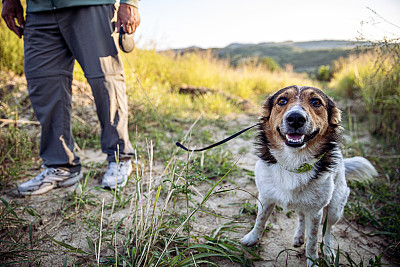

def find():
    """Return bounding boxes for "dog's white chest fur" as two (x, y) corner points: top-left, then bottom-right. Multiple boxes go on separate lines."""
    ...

(255, 159), (336, 211)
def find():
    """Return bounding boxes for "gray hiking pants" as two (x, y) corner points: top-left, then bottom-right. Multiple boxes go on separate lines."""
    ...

(24, 4), (134, 172)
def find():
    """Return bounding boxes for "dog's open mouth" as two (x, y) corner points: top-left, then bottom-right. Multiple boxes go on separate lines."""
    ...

(286, 134), (305, 146)
(278, 128), (319, 147)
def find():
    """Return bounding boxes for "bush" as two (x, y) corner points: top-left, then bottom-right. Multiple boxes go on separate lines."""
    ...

(258, 57), (281, 72)
(329, 44), (400, 147)
(316, 65), (332, 82)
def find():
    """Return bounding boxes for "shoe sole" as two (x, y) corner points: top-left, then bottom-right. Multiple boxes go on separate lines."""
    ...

(18, 173), (83, 196)
(18, 182), (55, 196)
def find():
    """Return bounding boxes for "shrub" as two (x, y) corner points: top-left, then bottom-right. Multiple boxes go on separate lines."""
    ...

(258, 57), (281, 72)
(329, 44), (400, 147)
(316, 65), (332, 82)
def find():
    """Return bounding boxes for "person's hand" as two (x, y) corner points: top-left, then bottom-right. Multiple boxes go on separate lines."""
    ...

(116, 3), (140, 34)
(1, 0), (25, 38)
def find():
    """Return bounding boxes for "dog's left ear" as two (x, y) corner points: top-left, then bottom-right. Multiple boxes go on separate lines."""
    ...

(327, 98), (341, 126)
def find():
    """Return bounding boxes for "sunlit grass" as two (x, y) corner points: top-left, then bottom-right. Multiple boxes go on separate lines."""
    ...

(0, 12), (24, 75)
(329, 46), (400, 147)
(120, 49), (317, 119)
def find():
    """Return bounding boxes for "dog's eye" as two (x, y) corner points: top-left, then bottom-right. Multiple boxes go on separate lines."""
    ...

(277, 97), (288, 106)
(311, 98), (322, 107)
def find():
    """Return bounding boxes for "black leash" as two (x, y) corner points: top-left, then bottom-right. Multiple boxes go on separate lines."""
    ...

(176, 123), (260, 152)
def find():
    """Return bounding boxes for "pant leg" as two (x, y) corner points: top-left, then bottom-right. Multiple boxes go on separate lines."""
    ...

(56, 5), (134, 162)
(24, 11), (81, 172)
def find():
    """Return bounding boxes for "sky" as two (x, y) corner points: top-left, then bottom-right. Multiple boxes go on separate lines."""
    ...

(134, 0), (400, 50)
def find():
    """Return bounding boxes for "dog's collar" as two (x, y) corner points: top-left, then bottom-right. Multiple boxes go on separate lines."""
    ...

(280, 152), (326, 173)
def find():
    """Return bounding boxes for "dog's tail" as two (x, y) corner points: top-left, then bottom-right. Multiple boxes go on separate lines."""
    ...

(344, 157), (378, 181)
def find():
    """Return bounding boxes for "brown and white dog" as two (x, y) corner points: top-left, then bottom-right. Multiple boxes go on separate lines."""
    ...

(241, 85), (377, 266)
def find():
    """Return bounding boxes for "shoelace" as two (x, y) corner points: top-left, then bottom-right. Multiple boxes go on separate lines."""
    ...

(34, 168), (69, 181)
(34, 169), (50, 181)
(52, 168), (66, 175)
(106, 162), (130, 176)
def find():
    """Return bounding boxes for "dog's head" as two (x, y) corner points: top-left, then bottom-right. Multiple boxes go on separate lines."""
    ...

(259, 85), (341, 156)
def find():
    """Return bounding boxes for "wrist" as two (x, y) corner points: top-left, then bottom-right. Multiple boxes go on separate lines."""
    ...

(2, 0), (20, 4)
(120, 0), (139, 9)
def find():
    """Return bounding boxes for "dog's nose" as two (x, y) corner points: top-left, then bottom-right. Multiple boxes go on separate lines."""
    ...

(286, 112), (306, 129)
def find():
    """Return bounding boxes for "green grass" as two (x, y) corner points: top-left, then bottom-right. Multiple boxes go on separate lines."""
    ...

(0, 198), (47, 265)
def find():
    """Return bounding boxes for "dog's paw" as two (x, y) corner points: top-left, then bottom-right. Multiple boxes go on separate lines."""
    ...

(307, 258), (315, 267)
(293, 235), (304, 247)
(240, 231), (260, 247)
(323, 247), (335, 261)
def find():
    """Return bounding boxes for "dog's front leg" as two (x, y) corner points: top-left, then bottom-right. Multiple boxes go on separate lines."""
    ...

(293, 211), (305, 247)
(241, 198), (275, 247)
(305, 210), (323, 267)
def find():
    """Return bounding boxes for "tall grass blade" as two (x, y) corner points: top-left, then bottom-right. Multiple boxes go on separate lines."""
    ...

(334, 246), (340, 266)
(97, 198), (105, 265)
(1, 198), (23, 221)
(200, 156), (240, 206)
(47, 236), (87, 254)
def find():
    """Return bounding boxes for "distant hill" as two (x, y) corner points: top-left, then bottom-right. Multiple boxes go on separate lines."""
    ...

(170, 40), (368, 74)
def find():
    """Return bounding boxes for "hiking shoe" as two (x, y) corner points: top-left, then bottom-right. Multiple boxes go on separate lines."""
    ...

(101, 160), (132, 189)
(18, 167), (83, 196)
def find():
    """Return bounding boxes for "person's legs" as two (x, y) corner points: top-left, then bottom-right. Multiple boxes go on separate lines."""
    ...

(23, 11), (80, 172)
(53, 5), (134, 189)
(57, 4), (134, 163)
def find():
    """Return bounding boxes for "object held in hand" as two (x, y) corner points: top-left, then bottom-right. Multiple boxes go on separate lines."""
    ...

(119, 26), (135, 53)
(17, 26), (24, 36)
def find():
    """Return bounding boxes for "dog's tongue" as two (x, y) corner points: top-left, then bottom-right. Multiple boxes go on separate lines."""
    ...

(287, 134), (303, 141)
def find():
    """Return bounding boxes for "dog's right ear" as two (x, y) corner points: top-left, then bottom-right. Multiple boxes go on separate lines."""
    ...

(261, 94), (275, 121)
